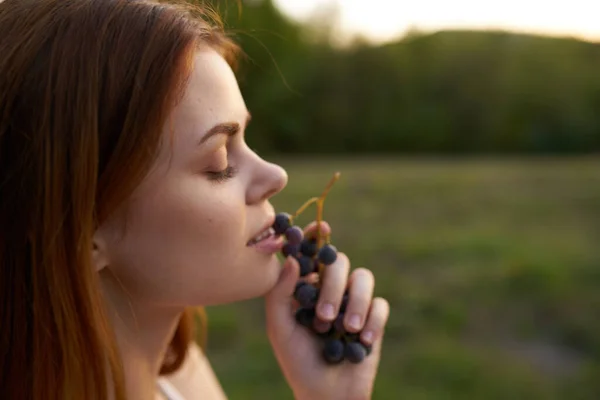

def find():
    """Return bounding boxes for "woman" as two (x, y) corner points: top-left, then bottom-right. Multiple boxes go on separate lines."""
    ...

(0, 0), (390, 399)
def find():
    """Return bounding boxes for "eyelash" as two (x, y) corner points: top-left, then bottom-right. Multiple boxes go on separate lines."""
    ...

(206, 165), (238, 183)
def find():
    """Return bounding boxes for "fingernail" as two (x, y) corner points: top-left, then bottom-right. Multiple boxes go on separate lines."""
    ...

(320, 303), (335, 320)
(348, 314), (361, 330)
(361, 330), (374, 344)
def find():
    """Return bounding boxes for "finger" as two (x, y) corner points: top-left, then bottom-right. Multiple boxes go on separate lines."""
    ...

(264, 256), (300, 338)
(312, 318), (332, 334)
(316, 252), (349, 322)
(359, 297), (390, 346)
(343, 268), (375, 333)
(302, 220), (331, 239)
(299, 271), (319, 285)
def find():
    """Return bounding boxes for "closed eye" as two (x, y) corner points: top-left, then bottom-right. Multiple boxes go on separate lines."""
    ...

(206, 165), (238, 183)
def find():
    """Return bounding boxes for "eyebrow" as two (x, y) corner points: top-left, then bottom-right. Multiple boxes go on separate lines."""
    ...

(198, 112), (252, 145)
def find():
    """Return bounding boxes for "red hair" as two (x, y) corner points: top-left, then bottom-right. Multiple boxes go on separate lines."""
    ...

(0, 0), (239, 398)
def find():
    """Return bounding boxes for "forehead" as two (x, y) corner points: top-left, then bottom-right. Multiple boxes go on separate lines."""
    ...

(185, 49), (245, 113)
(169, 48), (247, 145)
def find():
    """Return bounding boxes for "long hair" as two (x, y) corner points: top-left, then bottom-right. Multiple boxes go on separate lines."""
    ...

(0, 1), (239, 398)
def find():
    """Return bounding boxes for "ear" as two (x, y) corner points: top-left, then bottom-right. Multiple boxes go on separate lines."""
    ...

(92, 229), (111, 272)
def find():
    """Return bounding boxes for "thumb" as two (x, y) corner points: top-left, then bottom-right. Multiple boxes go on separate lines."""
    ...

(264, 256), (299, 336)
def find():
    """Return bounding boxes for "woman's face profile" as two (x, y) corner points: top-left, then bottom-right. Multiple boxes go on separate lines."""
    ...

(94, 48), (288, 307)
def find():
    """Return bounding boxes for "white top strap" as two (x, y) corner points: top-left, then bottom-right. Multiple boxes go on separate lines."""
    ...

(157, 377), (186, 400)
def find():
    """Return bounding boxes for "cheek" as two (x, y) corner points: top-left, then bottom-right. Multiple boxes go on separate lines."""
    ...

(108, 181), (248, 301)
(136, 185), (245, 260)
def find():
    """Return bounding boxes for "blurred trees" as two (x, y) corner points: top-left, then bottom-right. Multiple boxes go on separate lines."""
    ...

(210, 0), (600, 154)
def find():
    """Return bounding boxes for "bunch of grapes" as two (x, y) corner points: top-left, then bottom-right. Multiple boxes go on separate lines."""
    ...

(272, 172), (372, 365)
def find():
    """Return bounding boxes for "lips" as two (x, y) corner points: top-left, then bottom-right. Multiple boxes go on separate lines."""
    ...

(247, 227), (275, 246)
(247, 216), (276, 246)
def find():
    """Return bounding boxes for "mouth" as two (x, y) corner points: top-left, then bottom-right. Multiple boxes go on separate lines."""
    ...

(247, 218), (285, 253)
(247, 226), (276, 246)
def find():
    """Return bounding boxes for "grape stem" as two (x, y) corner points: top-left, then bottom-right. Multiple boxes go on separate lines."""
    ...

(288, 172), (341, 286)
(315, 172), (340, 244)
(291, 197), (320, 221)
(316, 172), (340, 278)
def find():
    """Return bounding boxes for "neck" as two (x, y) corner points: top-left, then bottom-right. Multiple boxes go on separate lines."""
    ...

(99, 268), (184, 400)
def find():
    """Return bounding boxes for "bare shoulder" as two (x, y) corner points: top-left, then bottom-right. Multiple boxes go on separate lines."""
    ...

(165, 342), (228, 400)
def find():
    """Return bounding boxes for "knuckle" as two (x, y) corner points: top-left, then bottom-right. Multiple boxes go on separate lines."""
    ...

(320, 293), (339, 306)
(346, 292), (371, 312)
(319, 286), (341, 304)
(371, 298), (390, 320)
(335, 252), (350, 267)
(348, 300), (369, 317)
(352, 267), (374, 282)
(304, 220), (331, 234)
(363, 322), (380, 337)
(374, 297), (390, 311)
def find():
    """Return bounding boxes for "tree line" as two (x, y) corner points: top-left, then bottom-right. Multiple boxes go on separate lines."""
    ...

(213, 0), (600, 154)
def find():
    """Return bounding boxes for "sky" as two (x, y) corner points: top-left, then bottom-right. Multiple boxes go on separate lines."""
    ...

(273, 0), (600, 45)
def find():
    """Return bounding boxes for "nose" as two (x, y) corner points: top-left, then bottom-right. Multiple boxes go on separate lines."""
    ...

(246, 155), (288, 205)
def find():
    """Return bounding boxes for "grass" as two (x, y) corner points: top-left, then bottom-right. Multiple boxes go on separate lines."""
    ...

(200, 156), (600, 399)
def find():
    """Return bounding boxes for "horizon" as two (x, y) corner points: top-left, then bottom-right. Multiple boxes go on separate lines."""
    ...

(273, 0), (600, 45)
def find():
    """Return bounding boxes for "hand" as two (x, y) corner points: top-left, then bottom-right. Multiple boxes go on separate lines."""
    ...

(264, 221), (390, 400)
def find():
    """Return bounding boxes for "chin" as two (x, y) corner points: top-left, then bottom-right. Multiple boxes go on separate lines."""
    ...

(188, 256), (282, 306)
(246, 255), (282, 298)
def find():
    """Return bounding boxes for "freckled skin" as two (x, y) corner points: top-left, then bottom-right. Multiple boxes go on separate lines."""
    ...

(95, 49), (288, 307)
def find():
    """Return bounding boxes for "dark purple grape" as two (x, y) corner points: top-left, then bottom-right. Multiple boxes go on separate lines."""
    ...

(295, 307), (316, 328)
(273, 213), (292, 235)
(282, 243), (299, 257)
(323, 339), (345, 364)
(334, 312), (345, 334)
(285, 226), (304, 245)
(293, 283), (319, 308)
(344, 341), (367, 364)
(297, 255), (313, 277)
(299, 238), (318, 257)
(317, 244), (337, 265)
(294, 281), (307, 294)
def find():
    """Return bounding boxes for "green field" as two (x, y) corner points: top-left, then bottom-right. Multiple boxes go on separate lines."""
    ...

(201, 157), (600, 399)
